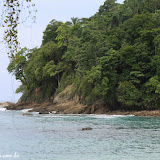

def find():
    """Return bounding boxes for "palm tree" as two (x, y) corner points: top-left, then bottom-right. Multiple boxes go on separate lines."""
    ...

(71, 17), (79, 26)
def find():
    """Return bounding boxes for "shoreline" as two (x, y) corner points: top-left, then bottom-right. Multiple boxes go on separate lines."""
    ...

(5, 101), (160, 117)
(4, 86), (160, 117)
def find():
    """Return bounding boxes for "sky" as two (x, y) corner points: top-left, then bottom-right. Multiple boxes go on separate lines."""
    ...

(0, 0), (124, 103)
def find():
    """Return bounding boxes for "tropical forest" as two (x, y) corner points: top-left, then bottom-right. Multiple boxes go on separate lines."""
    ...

(8, 0), (160, 111)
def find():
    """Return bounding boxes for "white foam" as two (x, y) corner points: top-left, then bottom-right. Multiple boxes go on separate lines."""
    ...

(43, 115), (76, 118)
(21, 108), (33, 113)
(42, 114), (88, 118)
(0, 108), (6, 111)
(88, 114), (134, 119)
(42, 114), (134, 118)
(52, 111), (57, 114)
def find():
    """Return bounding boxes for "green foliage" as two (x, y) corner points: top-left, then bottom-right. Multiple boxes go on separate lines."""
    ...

(56, 23), (71, 47)
(42, 19), (63, 45)
(16, 85), (27, 94)
(130, 71), (144, 84)
(117, 81), (140, 106)
(123, 13), (157, 44)
(55, 71), (75, 95)
(7, 48), (29, 84)
(142, 76), (160, 109)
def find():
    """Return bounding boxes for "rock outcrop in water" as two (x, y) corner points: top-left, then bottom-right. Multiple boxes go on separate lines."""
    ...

(82, 127), (93, 131)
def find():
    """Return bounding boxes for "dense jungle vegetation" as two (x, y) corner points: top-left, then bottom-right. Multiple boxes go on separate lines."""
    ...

(8, 0), (160, 110)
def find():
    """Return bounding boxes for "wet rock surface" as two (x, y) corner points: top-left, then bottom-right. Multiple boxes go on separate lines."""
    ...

(82, 127), (93, 131)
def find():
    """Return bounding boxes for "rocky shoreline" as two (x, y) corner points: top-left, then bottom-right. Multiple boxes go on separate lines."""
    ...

(3, 86), (160, 117)
(5, 101), (160, 117)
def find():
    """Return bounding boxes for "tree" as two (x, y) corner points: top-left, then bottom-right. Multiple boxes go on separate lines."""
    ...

(71, 17), (79, 26)
(117, 81), (140, 106)
(1, 0), (36, 56)
(42, 19), (63, 45)
(123, 13), (157, 44)
(56, 23), (71, 47)
(143, 76), (160, 109)
(7, 47), (29, 84)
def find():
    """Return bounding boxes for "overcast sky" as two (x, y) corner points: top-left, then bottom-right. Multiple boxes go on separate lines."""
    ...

(0, 0), (124, 103)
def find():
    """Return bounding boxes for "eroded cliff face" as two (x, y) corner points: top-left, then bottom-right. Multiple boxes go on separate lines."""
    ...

(6, 85), (109, 114)
(31, 85), (89, 114)
(44, 85), (110, 114)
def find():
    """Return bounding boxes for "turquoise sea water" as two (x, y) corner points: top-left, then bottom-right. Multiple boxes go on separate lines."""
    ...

(0, 109), (160, 160)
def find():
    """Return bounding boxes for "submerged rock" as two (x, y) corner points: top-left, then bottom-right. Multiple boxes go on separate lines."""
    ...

(23, 113), (32, 116)
(82, 127), (93, 131)
(39, 110), (50, 114)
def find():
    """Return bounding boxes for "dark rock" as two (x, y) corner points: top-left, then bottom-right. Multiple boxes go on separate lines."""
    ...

(23, 113), (32, 116)
(6, 103), (17, 110)
(39, 110), (50, 114)
(82, 127), (93, 131)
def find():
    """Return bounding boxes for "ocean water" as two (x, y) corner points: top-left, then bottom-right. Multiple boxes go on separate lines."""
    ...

(0, 109), (160, 160)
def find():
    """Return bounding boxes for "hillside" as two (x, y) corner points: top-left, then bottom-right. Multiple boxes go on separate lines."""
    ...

(8, 0), (160, 111)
